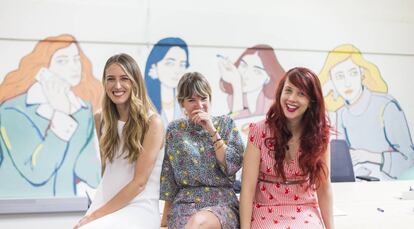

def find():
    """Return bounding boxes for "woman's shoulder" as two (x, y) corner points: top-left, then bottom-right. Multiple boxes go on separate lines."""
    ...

(247, 119), (269, 148)
(166, 118), (187, 132)
(147, 112), (163, 129)
(213, 114), (234, 125)
(251, 119), (267, 128)
(93, 110), (102, 122)
(1, 93), (27, 108)
(94, 109), (105, 124)
(249, 119), (268, 133)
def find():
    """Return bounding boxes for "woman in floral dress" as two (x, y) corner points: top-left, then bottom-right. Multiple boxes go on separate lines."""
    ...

(160, 72), (244, 229)
(240, 67), (334, 229)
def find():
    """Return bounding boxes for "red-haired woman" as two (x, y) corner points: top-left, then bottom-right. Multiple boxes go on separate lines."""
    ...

(240, 67), (333, 229)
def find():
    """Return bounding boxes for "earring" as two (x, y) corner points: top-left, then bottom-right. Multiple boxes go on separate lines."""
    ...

(182, 108), (188, 117)
(263, 77), (270, 85)
(148, 64), (158, 79)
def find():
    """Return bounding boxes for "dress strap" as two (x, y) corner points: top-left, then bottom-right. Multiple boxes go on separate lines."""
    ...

(147, 110), (156, 119)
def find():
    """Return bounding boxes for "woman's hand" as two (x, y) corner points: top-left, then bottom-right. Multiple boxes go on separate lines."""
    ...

(190, 109), (215, 134)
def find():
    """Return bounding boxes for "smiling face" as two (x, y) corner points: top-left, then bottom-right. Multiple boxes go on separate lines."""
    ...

(104, 63), (132, 106)
(280, 78), (310, 123)
(237, 53), (269, 93)
(181, 93), (210, 119)
(155, 46), (187, 88)
(48, 43), (82, 86)
(329, 58), (363, 104)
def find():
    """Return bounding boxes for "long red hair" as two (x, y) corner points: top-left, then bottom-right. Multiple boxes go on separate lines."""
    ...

(266, 67), (330, 188)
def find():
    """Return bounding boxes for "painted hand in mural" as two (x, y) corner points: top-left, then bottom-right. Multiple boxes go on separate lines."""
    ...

(217, 56), (244, 112)
(350, 148), (382, 166)
(37, 68), (71, 114)
(217, 56), (243, 86)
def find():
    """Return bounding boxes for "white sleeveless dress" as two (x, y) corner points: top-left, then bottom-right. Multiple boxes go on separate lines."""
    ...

(81, 117), (164, 229)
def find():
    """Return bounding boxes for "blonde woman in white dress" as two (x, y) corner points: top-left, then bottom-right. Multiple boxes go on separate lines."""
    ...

(74, 53), (164, 229)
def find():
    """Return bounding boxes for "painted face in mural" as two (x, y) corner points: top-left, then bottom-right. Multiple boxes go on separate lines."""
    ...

(48, 43), (82, 87)
(238, 53), (269, 93)
(104, 63), (132, 106)
(155, 46), (187, 89)
(329, 58), (363, 104)
(280, 78), (310, 123)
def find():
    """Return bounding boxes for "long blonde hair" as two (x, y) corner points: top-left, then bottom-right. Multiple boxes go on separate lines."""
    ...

(318, 44), (387, 111)
(0, 34), (102, 112)
(100, 54), (156, 165)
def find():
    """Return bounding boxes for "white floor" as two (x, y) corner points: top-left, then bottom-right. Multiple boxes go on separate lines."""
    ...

(0, 211), (84, 229)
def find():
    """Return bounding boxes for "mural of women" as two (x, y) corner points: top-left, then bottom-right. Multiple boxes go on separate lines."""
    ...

(144, 37), (189, 125)
(319, 44), (414, 180)
(218, 44), (285, 119)
(0, 34), (103, 197)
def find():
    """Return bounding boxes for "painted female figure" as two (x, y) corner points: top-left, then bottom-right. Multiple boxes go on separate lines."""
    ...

(218, 44), (285, 119)
(0, 34), (102, 197)
(145, 37), (189, 125)
(319, 44), (414, 180)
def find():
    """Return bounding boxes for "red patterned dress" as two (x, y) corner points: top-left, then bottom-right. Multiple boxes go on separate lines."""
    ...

(248, 120), (325, 229)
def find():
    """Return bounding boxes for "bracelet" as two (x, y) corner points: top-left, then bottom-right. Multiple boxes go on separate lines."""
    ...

(214, 141), (225, 151)
(210, 130), (218, 138)
(213, 138), (222, 145)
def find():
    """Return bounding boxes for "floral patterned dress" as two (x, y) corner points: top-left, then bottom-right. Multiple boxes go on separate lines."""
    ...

(160, 115), (244, 229)
(248, 120), (325, 229)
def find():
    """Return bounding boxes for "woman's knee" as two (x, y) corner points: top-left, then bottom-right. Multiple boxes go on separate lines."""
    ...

(185, 211), (221, 229)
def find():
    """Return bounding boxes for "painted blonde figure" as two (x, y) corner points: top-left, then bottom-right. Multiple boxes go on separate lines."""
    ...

(319, 44), (414, 180)
(0, 34), (102, 197)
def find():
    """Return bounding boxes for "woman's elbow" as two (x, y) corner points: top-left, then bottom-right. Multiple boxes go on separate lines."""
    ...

(130, 180), (147, 196)
(317, 181), (332, 195)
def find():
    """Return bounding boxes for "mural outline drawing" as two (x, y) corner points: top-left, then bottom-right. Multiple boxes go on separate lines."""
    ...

(0, 34), (102, 197)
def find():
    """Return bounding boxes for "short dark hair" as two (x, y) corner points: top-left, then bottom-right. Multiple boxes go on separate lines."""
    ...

(177, 72), (212, 106)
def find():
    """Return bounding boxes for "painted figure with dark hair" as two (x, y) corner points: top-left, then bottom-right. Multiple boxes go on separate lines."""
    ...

(145, 37), (189, 125)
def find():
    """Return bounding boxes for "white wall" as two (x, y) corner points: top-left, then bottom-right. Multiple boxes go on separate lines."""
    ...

(1, 0), (413, 129)
(0, 0), (413, 228)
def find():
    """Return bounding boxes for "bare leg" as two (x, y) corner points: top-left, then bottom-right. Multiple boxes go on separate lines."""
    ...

(184, 210), (221, 229)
